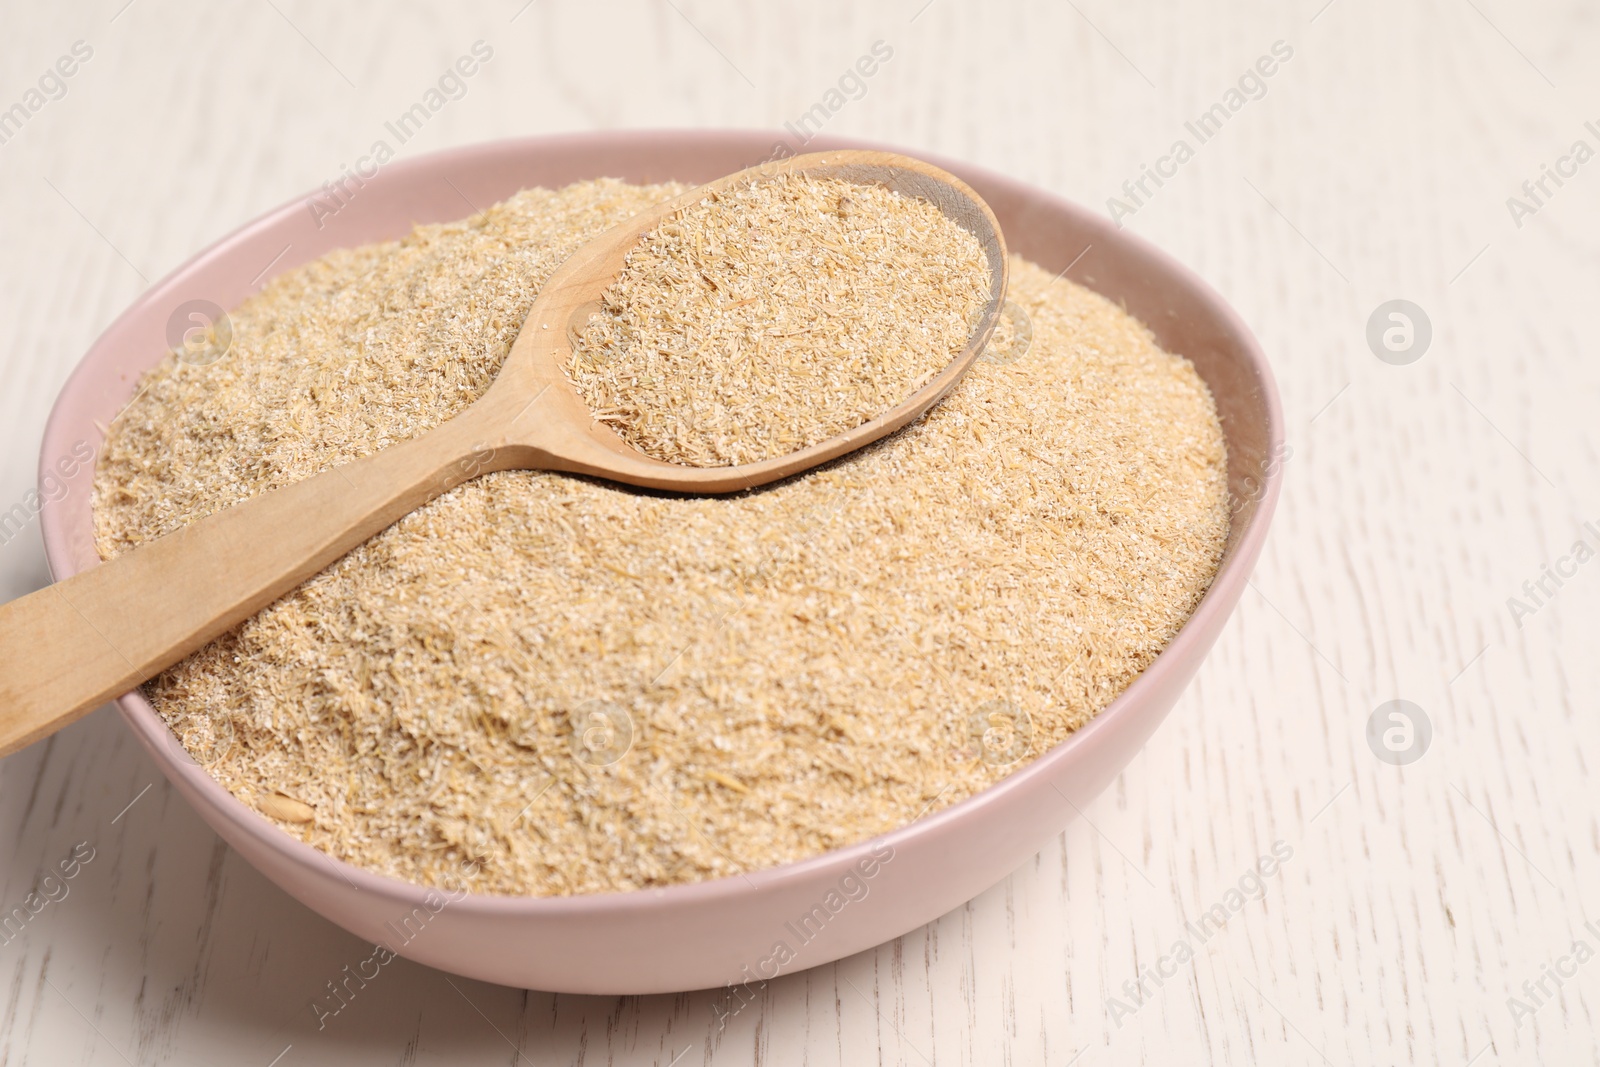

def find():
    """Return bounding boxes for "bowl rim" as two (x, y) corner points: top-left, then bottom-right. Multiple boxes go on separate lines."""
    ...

(38, 128), (1283, 920)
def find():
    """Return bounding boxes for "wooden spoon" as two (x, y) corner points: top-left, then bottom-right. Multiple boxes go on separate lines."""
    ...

(0, 149), (1008, 758)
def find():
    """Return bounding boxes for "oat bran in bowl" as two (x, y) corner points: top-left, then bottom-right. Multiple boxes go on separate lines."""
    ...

(38, 131), (1282, 993)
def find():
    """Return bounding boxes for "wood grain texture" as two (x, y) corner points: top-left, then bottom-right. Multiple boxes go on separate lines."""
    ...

(1, 0), (1596, 1063)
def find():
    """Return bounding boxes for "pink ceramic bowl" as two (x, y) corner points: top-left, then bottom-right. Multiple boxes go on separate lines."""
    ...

(38, 130), (1281, 994)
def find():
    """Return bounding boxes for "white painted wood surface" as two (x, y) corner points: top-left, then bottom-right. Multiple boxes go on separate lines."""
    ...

(1, 0), (1596, 1062)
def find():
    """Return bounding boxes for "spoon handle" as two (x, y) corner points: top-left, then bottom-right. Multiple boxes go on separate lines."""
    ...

(0, 412), (496, 758)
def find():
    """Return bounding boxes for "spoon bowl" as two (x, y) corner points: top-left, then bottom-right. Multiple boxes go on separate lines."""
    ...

(501, 149), (1009, 492)
(0, 149), (1006, 757)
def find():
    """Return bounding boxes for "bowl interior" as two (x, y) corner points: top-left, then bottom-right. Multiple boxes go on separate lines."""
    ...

(37, 130), (1280, 933)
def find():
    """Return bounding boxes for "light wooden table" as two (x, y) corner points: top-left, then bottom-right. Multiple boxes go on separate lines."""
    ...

(2, 1), (1596, 1063)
